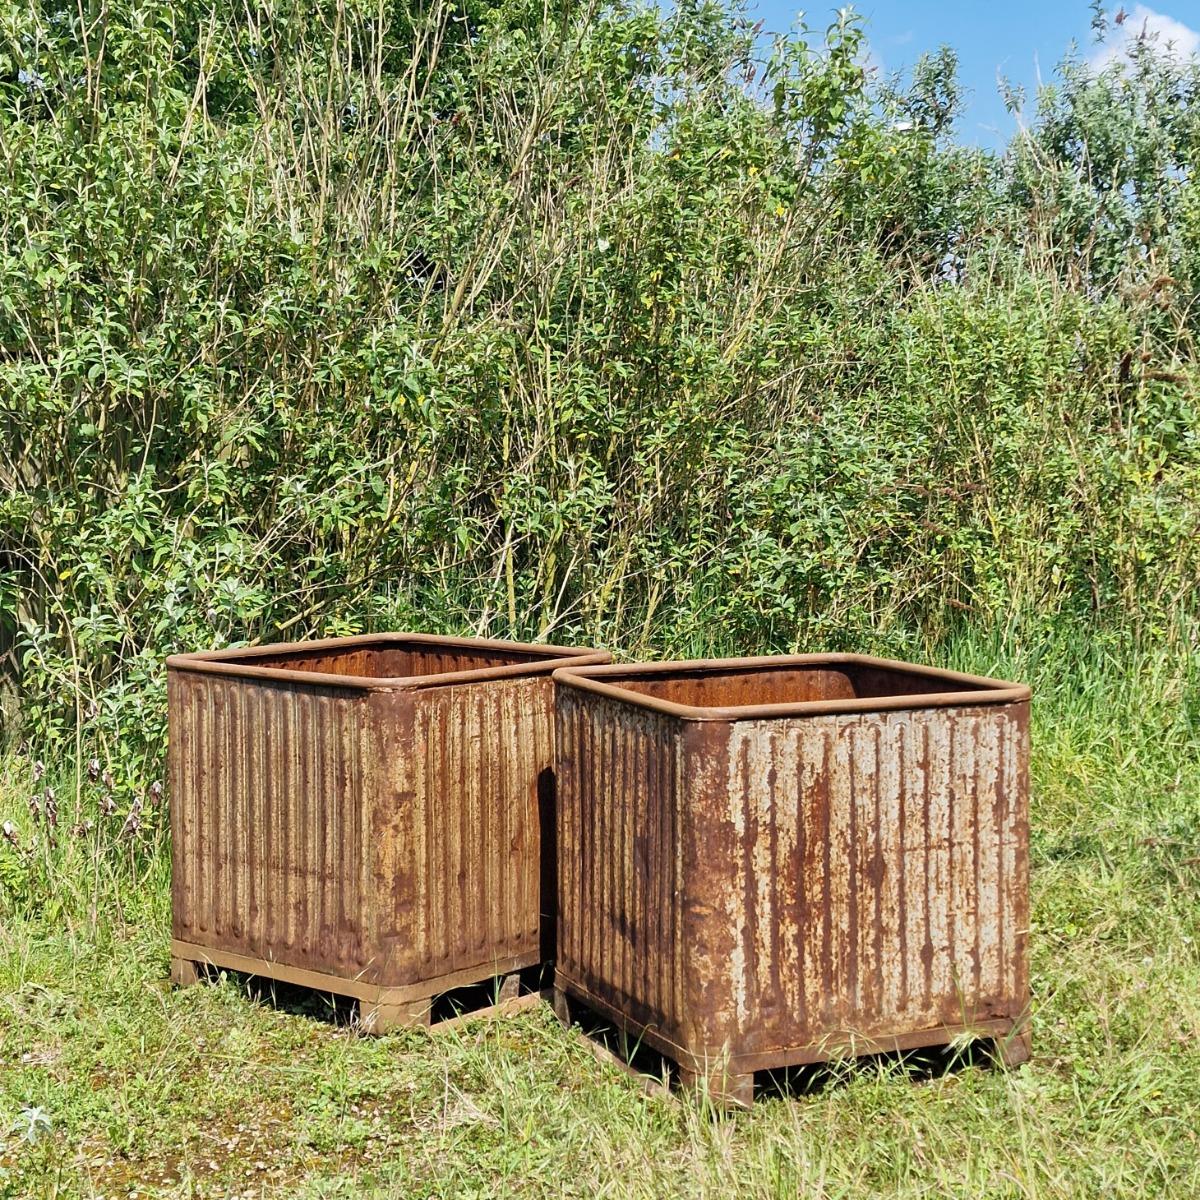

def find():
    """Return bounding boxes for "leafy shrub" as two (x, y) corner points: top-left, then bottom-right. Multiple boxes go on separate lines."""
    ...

(1, 1), (1197, 887)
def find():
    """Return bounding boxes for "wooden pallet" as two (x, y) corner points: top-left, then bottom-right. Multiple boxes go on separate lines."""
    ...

(170, 938), (545, 1034)
(550, 985), (1031, 1109)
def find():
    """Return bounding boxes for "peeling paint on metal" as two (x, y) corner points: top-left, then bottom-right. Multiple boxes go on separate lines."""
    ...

(170, 634), (609, 998)
(554, 655), (1031, 1078)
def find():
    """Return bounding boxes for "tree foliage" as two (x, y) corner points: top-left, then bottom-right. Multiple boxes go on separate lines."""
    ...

(1, 0), (1197, 856)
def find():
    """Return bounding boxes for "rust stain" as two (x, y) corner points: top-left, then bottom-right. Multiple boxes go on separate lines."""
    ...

(553, 654), (1031, 1095)
(169, 634), (609, 1004)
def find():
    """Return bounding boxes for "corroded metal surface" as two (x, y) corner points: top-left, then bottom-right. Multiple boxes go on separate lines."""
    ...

(555, 692), (689, 1045)
(554, 655), (1031, 1083)
(169, 672), (374, 979)
(381, 678), (553, 978)
(169, 634), (609, 1003)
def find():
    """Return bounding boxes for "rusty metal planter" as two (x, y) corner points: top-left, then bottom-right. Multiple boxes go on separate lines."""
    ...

(168, 633), (610, 1030)
(553, 654), (1032, 1103)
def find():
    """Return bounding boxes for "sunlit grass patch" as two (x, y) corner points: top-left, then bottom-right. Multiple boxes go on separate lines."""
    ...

(2, 633), (1198, 1198)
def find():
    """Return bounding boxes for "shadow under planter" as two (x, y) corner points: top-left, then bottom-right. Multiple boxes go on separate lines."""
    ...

(552, 652), (1032, 1106)
(167, 632), (609, 1031)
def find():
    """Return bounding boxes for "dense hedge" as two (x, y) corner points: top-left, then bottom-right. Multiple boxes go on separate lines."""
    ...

(1, 1), (1197, 815)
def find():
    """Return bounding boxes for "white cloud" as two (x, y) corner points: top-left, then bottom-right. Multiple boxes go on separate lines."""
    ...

(1090, 6), (1200, 68)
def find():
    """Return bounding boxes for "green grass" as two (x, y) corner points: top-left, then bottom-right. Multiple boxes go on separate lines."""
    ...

(2, 631), (1199, 1199)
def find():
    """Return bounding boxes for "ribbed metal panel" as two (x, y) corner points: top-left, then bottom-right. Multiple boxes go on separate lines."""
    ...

(170, 634), (609, 1002)
(704, 705), (1027, 1058)
(556, 689), (688, 1045)
(390, 677), (554, 982)
(170, 671), (373, 978)
(554, 671), (1029, 1075)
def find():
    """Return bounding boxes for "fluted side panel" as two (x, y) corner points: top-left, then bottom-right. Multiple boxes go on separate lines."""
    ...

(555, 689), (688, 1044)
(709, 704), (1027, 1057)
(381, 677), (550, 983)
(169, 670), (373, 976)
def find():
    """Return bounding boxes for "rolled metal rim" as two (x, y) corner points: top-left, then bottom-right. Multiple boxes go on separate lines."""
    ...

(167, 631), (611, 691)
(553, 652), (1030, 721)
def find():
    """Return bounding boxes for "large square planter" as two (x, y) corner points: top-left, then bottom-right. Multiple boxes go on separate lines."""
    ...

(553, 654), (1031, 1102)
(168, 633), (609, 1030)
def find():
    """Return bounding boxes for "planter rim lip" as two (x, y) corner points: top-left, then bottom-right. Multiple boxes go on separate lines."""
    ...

(553, 652), (1031, 721)
(166, 631), (611, 691)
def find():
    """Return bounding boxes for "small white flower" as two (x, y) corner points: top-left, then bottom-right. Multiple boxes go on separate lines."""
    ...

(597, 237), (611, 252)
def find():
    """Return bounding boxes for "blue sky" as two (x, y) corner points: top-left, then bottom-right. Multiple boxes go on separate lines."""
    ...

(745, 3), (1200, 145)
